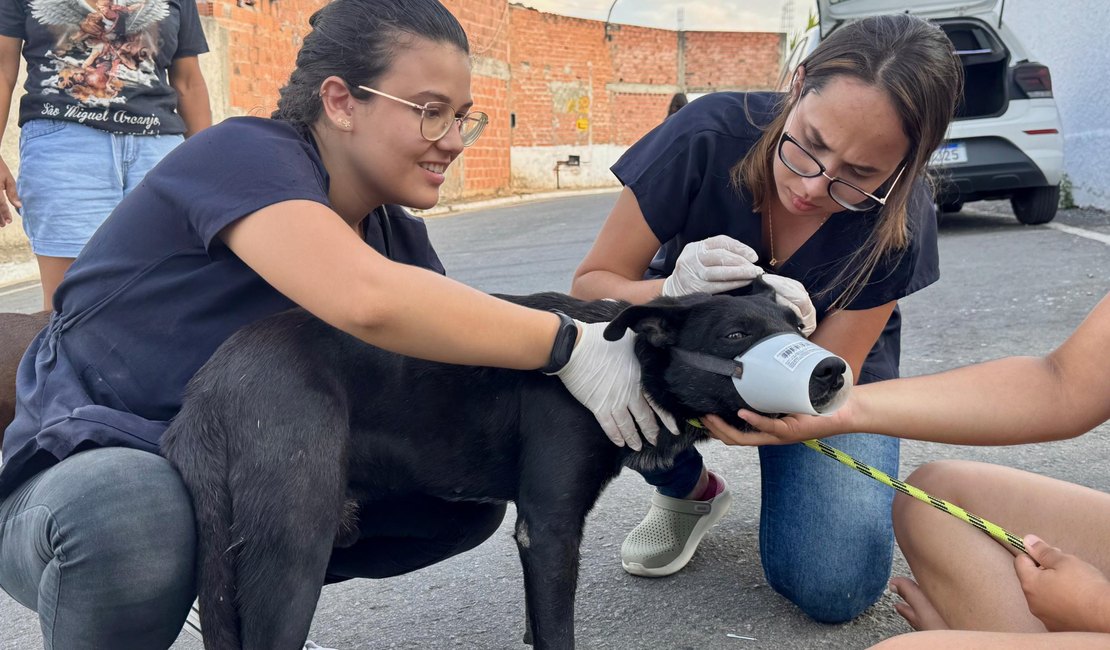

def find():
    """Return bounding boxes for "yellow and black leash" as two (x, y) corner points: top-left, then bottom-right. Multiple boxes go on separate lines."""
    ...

(686, 419), (1028, 555)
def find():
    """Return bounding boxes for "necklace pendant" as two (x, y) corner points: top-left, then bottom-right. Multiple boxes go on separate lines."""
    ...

(769, 257), (778, 268)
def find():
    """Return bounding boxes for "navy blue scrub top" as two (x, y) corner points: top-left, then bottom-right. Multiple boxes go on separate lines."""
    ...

(612, 92), (939, 385)
(0, 117), (445, 497)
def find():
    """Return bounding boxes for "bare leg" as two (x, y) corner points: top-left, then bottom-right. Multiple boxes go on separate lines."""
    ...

(893, 460), (1110, 632)
(888, 577), (947, 631)
(35, 255), (74, 311)
(871, 630), (1110, 650)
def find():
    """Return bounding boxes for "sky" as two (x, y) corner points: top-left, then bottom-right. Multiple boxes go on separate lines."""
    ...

(515, 0), (804, 33)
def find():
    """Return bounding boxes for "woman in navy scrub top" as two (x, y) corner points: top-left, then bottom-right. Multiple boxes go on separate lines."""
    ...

(572, 14), (963, 623)
(0, 1), (670, 647)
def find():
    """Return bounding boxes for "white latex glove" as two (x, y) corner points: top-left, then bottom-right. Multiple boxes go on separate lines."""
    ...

(554, 320), (678, 450)
(761, 273), (817, 337)
(661, 235), (764, 297)
(657, 234), (763, 297)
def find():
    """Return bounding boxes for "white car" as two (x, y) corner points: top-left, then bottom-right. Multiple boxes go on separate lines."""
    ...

(787, 0), (1065, 224)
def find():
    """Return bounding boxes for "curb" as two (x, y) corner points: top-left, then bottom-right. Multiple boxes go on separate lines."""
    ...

(414, 186), (621, 218)
(0, 260), (39, 291)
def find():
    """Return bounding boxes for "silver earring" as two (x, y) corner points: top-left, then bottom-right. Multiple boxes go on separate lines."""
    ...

(338, 118), (352, 130)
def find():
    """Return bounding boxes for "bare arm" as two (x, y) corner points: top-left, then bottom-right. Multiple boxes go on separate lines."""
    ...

(715, 292), (1110, 446)
(168, 55), (211, 138)
(0, 35), (22, 225)
(571, 187), (666, 303)
(221, 200), (561, 369)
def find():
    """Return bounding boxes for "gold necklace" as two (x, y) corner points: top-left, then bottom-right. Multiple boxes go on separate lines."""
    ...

(767, 209), (778, 269)
(768, 205), (830, 270)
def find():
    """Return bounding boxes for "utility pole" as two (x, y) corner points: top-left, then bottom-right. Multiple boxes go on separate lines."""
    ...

(780, 0), (796, 34)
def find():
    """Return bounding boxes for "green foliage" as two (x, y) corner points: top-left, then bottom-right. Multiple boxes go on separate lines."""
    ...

(1059, 174), (1076, 209)
(787, 10), (819, 50)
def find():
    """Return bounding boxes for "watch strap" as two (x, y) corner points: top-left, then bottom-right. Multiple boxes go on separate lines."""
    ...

(540, 310), (578, 374)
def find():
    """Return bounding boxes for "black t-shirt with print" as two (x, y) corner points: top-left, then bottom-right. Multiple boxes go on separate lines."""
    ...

(0, 0), (209, 134)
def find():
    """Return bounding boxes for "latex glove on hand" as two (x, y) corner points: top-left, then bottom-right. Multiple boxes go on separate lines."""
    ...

(761, 273), (817, 337)
(553, 320), (678, 450)
(661, 235), (763, 297)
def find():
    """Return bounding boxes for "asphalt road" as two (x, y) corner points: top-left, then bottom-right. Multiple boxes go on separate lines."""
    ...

(1, 192), (1108, 649)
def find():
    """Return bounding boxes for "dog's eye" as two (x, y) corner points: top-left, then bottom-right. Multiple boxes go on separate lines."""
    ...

(725, 331), (748, 340)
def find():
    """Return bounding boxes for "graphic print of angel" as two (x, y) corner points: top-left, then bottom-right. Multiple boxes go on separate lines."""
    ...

(30, 0), (169, 104)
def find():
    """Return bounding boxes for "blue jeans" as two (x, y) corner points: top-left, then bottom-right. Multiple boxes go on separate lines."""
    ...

(17, 120), (184, 258)
(640, 433), (900, 623)
(0, 447), (506, 649)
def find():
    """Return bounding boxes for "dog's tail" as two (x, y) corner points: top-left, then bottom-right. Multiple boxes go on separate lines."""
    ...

(161, 388), (244, 649)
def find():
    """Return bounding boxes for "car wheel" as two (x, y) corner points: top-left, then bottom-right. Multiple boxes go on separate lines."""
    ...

(938, 199), (964, 214)
(1011, 185), (1060, 225)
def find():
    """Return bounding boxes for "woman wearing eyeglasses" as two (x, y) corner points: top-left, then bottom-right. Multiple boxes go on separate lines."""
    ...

(0, 1), (669, 646)
(571, 14), (963, 623)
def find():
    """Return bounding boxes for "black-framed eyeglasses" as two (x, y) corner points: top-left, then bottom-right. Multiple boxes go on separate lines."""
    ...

(357, 85), (489, 147)
(778, 132), (906, 212)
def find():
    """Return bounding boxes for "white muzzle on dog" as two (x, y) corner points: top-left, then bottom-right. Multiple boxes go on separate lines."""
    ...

(672, 332), (853, 416)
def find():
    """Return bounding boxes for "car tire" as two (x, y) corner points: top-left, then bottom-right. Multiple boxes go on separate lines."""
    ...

(938, 199), (964, 214)
(1011, 185), (1060, 225)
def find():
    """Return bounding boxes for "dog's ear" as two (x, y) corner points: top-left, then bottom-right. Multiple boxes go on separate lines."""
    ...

(604, 303), (688, 347)
(750, 275), (778, 301)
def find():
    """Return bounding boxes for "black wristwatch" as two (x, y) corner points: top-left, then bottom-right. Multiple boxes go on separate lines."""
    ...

(540, 310), (578, 374)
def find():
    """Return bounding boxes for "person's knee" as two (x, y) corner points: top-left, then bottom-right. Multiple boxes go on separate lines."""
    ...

(901, 459), (988, 498)
(762, 509), (893, 623)
(766, 559), (891, 623)
(893, 460), (979, 534)
(65, 449), (196, 598)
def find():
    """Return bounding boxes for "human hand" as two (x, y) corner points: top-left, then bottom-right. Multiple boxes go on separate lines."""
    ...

(700, 400), (856, 446)
(555, 320), (678, 450)
(661, 235), (763, 297)
(760, 273), (816, 336)
(1015, 534), (1110, 633)
(0, 157), (19, 228)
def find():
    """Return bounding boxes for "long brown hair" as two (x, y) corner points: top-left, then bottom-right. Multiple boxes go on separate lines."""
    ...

(733, 14), (963, 310)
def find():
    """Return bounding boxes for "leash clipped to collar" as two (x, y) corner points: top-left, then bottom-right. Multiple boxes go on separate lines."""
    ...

(685, 418), (1028, 555)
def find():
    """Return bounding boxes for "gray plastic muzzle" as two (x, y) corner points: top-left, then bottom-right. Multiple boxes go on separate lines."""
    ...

(730, 333), (853, 416)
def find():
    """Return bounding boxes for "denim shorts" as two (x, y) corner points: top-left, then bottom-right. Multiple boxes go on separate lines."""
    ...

(16, 119), (184, 258)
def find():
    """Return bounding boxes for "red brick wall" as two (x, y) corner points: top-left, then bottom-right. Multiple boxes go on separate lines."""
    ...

(201, 0), (326, 117)
(508, 10), (615, 147)
(610, 24), (679, 86)
(206, 1), (782, 196)
(442, 0), (512, 197)
(685, 31), (784, 90)
(508, 6), (783, 149)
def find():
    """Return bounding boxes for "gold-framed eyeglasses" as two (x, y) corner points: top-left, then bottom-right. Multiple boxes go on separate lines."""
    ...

(778, 131), (906, 212)
(357, 85), (488, 147)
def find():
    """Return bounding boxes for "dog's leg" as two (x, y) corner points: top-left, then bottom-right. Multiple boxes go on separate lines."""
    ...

(229, 408), (351, 650)
(167, 380), (352, 650)
(514, 501), (586, 650)
(522, 603), (534, 646)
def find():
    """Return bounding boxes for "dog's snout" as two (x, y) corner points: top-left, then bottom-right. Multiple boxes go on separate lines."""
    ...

(812, 357), (846, 388)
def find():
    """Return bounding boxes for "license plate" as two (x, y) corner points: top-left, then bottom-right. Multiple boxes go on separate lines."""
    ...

(930, 141), (967, 166)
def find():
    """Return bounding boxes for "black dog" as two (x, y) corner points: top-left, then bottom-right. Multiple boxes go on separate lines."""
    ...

(161, 281), (846, 649)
